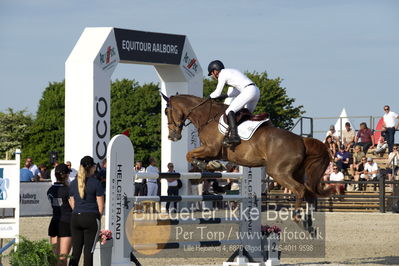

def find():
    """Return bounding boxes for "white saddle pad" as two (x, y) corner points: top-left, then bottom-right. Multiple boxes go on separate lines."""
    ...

(218, 115), (269, 141)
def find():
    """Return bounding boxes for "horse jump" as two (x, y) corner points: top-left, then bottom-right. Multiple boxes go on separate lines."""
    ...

(161, 94), (334, 226)
(104, 134), (280, 266)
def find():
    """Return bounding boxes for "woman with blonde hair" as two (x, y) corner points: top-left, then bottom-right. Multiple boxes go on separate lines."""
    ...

(69, 156), (104, 266)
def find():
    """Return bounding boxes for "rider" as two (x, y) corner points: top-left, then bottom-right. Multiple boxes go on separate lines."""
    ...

(208, 60), (260, 146)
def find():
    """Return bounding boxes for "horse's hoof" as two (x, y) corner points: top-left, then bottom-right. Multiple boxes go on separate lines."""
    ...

(192, 159), (207, 170)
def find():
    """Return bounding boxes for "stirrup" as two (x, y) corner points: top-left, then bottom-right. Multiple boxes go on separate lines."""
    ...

(223, 135), (241, 146)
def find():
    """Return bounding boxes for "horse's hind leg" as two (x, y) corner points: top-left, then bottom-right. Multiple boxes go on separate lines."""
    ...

(270, 172), (306, 222)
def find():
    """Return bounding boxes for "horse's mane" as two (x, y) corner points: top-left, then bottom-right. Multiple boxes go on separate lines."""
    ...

(170, 94), (227, 110)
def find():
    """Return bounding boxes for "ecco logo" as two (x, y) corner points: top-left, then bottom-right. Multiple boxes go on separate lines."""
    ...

(96, 97), (108, 160)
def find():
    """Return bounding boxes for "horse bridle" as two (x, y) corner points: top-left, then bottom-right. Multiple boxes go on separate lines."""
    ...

(166, 97), (221, 134)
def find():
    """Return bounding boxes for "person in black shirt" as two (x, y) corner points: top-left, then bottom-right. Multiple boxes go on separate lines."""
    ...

(38, 163), (51, 181)
(47, 163), (72, 266)
(69, 156), (104, 266)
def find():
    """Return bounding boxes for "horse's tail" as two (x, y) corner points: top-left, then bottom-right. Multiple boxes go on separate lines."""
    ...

(302, 137), (334, 197)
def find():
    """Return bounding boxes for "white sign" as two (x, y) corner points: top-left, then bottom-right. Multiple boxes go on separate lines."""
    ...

(0, 149), (21, 242)
(105, 134), (134, 265)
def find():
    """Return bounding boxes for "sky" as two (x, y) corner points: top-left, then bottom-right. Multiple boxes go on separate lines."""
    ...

(0, 0), (398, 137)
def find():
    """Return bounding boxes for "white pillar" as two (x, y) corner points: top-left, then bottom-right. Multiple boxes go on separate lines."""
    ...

(65, 27), (202, 171)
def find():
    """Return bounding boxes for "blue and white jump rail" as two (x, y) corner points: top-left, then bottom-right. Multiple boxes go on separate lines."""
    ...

(104, 135), (280, 266)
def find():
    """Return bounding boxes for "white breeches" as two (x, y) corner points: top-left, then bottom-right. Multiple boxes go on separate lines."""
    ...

(225, 85), (260, 115)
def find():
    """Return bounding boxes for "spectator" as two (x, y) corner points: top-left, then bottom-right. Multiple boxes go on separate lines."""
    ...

(96, 159), (107, 189)
(66, 161), (78, 183)
(354, 156), (368, 191)
(47, 163), (72, 266)
(226, 163), (240, 210)
(324, 135), (338, 159)
(145, 158), (159, 212)
(69, 156), (104, 266)
(37, 164), (50, 181)
(50, 161), (59, 184)
(382, 105), (399, 153)
(386, 144), (399, 186)
(350, 145), (365, 177)
(342, 122), (355, 151)
(363, 157), (379, 181)
(329, 165), (345, 195)
(20, 161), (34, 182)
(166, 162), (179, 213)
(355, 122), (374, 154)
(326, 125), (340, 144)
(334, 145), (351, 172)
(134, 161), (146, 196)
(373, 136), (388, 156)
(189, 164), (203, 212)
(323, 161), (334, 183)
(226, 162), (240, 191)
(25, 157), (39, 177)
(145, 158), (159, 196)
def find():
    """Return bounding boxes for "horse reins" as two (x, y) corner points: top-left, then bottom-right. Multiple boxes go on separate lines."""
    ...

(167, 97), (223, 134)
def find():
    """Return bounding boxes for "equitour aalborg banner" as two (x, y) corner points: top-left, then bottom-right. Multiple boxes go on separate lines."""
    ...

(114, 28), (186, 65)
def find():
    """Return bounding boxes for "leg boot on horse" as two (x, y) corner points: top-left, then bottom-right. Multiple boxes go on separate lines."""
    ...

(224, 111), (241, 147)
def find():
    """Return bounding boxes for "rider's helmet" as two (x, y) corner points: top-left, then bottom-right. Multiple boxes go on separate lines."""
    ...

(207, 60), (225, 76)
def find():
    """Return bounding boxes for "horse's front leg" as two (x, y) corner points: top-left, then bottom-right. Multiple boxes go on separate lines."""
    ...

(186, 145), (219, 169)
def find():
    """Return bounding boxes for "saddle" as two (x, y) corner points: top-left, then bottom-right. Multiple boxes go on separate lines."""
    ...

(223, 108), (269, 125)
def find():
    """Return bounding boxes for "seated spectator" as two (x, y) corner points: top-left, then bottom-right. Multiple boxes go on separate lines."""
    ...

(354, 156), (368, 191)
(342, 122), (355, 151)
(350, 145), (365, 177)
(329, 166), (345, 195)
(323, 161), (334, 182)
(334, 145), (351, 172)
(37, 164), (51, 181)
(373, 136), (388, 156)
(326, 125), (340, 144)
(386, 144), (399, 186)
(363, 157), (379, 181)
(20, 161), (34, 182)
(324, 135), (338, 159)
(355, 122), (374, 154)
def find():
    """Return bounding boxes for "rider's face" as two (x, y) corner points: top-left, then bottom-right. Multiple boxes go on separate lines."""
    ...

(211, 70), (219, 80)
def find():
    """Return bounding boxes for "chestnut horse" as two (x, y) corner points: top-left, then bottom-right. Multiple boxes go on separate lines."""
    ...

(163, 94), (333, 220)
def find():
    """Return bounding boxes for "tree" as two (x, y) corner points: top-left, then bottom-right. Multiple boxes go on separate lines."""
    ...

(0, 108), (33, 159)
(22, 81), (65, 166)
(110, 79), (161, 164)
(203, 71), (304, 129)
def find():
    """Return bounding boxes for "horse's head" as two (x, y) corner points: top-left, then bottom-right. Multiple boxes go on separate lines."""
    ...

(161, 93), (185, 141)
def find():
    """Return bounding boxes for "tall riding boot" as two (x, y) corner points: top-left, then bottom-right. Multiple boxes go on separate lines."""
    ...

(224, 111), (241, 146)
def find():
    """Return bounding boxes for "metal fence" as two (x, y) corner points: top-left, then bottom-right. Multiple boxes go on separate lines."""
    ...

(263, 177), (399, 213)
(290, 115), (398, 143)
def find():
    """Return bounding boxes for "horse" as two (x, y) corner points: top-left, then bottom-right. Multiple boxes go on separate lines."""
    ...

(162, 93), (333, 225)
